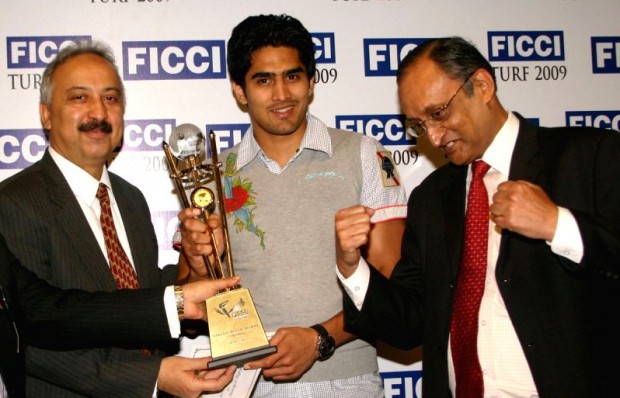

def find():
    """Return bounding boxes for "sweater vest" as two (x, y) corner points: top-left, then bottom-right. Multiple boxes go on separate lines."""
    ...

(219, 128), (378, 382)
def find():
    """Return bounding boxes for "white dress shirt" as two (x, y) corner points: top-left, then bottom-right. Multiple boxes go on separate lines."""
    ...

(338, 112), (584, 397)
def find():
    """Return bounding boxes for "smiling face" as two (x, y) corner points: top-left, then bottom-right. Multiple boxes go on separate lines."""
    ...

(40, 53), (125, 179)
(398, 57), (501, 165)
(231, 46), (314, 143)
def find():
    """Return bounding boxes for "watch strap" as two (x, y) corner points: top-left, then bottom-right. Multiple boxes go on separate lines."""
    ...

(310, 323), (329, 338)
(310, 323), (335, 360)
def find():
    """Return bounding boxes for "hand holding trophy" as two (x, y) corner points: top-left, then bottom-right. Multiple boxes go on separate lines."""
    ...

(163, 124), (276, 369)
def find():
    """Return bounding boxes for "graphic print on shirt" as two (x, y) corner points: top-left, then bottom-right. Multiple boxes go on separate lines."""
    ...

(224, 153), (266, 249)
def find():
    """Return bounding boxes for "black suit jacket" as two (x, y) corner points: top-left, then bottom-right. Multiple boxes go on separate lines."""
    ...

(0, 233), (171, 398)
(0, 151), (179, 397)
(344, 116), (620, 398)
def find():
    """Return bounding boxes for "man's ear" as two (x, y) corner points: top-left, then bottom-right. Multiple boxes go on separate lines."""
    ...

(471, 68), (496, 104)
(308, 75), (315, 98)
(40, 103), (52, 131)
(231, 81), (248, 106)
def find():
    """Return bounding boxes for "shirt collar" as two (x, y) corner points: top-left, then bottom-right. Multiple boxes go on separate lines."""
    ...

(235, 113), (333, 169)
(48, 146), (112, 207)
(481, 111), (519, 177)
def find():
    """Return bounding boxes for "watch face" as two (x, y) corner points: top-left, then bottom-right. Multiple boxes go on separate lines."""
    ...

(319, 336), (336, 358)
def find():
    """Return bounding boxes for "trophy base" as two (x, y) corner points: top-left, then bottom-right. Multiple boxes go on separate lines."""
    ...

(206, 288), (276, 369)
(208, 344), (277, 369)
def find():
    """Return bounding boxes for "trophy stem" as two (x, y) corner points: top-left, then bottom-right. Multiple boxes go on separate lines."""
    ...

(209, 131), (236, 282)
(199, 208), (226, 280)
(163, 143), (191, 209)
(163, 142), (219, 280)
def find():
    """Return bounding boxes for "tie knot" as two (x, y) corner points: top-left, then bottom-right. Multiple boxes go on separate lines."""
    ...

(471, 160), (490, 180)
(96, 183), (109, 203)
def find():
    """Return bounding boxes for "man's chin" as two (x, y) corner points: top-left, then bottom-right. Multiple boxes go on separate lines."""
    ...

(445, 153), (469, 166)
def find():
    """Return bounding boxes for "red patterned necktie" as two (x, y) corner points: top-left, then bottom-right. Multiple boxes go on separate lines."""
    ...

(97, 183), (140, 289)
(450, 160), (491, 398)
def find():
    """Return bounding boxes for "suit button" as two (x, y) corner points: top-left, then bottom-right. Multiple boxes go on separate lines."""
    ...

(503, 278), (512, 284)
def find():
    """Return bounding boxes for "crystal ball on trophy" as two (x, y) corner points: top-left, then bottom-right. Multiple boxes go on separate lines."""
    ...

(167, 123), (205, 160)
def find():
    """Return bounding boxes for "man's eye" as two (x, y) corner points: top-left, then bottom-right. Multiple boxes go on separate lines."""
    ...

(431, 108), (447, 121)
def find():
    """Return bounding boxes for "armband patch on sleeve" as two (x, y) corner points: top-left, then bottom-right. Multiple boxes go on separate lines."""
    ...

(376, 151), (401, 187)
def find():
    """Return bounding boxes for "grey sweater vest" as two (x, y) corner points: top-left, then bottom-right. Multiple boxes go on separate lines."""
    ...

(220, 128), (378, 382)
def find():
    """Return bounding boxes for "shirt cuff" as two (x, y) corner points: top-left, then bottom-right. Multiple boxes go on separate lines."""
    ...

(336, 258), (371, 311)
(548, 207), (584, 263)
(164, 285), (181, 338)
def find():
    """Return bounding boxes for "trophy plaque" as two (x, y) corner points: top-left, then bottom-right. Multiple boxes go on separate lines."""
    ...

(163, 123), (276, 369)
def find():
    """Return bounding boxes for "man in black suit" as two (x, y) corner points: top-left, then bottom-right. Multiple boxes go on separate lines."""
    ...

(1, 231), (238, 397)
(0, 40), (210, 397)
(335, 37), (619, 398)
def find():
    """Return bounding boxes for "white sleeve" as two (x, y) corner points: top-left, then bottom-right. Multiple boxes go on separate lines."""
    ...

(548, 207), (584, 263)
(335, 257), (371, 311)
(359, 136), (407, 223)
(163, 285), (181, 338)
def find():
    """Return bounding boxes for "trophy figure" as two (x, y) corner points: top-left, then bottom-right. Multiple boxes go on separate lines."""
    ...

(163, 123), (276, 368)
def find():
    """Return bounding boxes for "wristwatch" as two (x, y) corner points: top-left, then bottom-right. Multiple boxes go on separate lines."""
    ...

(174, 285), (184, 320)
(310, 324), (336, 360)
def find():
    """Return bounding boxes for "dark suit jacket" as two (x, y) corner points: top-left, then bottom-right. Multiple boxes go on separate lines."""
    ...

(0, 151), (179, 397)
(0, 233), (171, 398)
(344, 116), (620, 398)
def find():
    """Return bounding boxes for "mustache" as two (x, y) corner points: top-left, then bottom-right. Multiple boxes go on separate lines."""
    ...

(78, 120), (113, 133)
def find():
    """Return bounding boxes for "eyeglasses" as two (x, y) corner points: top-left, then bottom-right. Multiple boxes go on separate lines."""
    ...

(405, 74), (473, 138)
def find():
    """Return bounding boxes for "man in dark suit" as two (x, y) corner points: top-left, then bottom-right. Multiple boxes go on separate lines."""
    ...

(335, 37), (619, 398)
(1, 231), (239, 397)
(0, 40), (206, 397)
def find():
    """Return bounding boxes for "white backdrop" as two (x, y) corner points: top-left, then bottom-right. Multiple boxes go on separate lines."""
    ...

(2, 1), (619, 396)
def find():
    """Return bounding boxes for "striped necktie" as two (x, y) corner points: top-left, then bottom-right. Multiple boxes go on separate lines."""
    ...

(97, 183), (140, 289)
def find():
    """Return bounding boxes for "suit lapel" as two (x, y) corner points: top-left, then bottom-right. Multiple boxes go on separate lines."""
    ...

(42, 152), (118, 290)
(443, 164), (468, 278)
(497, 115), (544, 280)
(508, 114), (544, 182)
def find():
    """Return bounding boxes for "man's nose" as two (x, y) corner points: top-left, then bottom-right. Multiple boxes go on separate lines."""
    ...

(425, 124), (445, 148)
(88, 97), (108, 120)
(272, 78), (291, 101)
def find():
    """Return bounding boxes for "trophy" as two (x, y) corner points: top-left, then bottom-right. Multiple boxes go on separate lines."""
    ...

(163, 123), (276, 369)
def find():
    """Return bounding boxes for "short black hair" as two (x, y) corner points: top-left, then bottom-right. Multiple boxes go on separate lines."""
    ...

(227, 14), (316, 88)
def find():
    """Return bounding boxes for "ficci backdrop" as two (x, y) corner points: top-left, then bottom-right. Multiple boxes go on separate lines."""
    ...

(2, 1), (619, 396)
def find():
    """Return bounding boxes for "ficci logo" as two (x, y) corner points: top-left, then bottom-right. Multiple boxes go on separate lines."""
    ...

(0, 129), (47, 169)
(122, 40), (226, 80)
(488, 31), (564, 61)
(7, 36), (91, 68)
